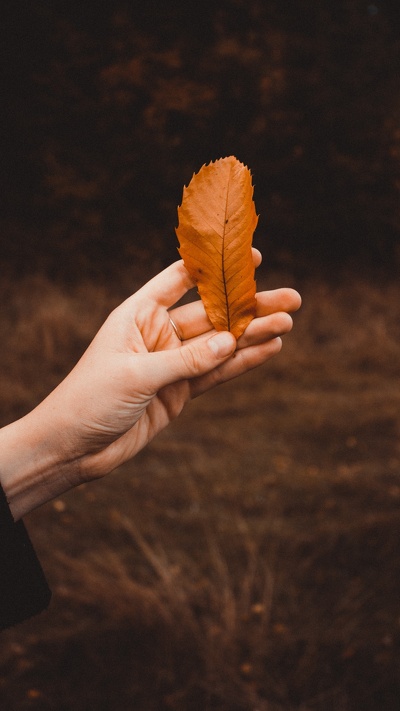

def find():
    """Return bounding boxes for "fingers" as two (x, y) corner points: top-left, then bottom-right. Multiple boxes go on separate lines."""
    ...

(130, 331), (237, 394)
(118, 252), (299, 339)
(126, 250), (264, 315)
(187, 308), (294, 398)
(252, 247), (262, 268)
(190, 337), (283, 399)
(142, 306), (292, 397)
(169, 299), (213, 340)
(130, 248), (262, 308)
(168, 287), (301, 343)
(130, 260), (195, 310)
(237, 311), (294, 349)
(256, 288), (302, 316)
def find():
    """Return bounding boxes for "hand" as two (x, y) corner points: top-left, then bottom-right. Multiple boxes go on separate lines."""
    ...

(0, 254), (301, 518)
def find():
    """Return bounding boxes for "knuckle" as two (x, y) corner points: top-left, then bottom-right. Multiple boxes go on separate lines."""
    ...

(179, 345), (202, 376)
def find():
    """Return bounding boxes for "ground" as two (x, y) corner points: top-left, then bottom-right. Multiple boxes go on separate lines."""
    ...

(0, 269), (399, 710)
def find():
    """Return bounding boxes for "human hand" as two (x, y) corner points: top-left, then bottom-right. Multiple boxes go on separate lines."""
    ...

(0, 254), (301, 517)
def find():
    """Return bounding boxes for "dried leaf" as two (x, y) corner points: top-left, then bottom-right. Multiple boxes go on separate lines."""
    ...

(176, 156), (258, 339)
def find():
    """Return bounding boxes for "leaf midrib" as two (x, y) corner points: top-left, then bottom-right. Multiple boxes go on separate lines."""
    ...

(222, 161), (233, 332)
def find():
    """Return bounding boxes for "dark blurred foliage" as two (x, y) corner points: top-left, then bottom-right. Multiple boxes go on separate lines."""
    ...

(2, 0), (400, 281)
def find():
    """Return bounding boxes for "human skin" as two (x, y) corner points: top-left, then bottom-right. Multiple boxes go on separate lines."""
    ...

(0, 253), (301, 520)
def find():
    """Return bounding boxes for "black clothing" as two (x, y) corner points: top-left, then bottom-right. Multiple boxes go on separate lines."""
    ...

(0, 485), (51, 631)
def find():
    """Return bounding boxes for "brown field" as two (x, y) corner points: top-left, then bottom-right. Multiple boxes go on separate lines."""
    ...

(0, 268), (399, 710)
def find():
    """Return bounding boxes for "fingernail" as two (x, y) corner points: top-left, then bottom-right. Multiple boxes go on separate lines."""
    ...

(208, 332), (236, 358)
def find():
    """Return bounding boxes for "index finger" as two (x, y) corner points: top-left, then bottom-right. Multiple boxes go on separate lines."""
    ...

(133, 248), (264, 311)
(132, 260), (195, 309)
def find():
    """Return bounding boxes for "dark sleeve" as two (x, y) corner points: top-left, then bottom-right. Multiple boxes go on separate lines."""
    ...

(0, 485), (51, 631)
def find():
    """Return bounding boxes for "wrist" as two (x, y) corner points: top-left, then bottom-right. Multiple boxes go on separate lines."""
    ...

(0, 406), (80, 520)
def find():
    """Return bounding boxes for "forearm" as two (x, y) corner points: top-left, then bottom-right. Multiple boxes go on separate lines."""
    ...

(0, 404), (79, 521)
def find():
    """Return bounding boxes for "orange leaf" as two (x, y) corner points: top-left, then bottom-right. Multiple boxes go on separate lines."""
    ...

(176, 156), (258, 339)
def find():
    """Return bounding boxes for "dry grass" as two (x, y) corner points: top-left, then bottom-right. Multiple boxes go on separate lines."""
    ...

(0, 268), (399, 710)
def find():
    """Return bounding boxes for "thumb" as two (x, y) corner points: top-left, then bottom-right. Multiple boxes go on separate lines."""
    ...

(140, 331), (237, 391)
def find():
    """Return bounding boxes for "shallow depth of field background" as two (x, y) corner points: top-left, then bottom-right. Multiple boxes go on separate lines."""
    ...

(1, 2), (399, 710)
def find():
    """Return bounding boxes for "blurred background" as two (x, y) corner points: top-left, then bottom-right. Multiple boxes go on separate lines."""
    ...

(1, 2), (399, 710)
(2, 0), (400, 280)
